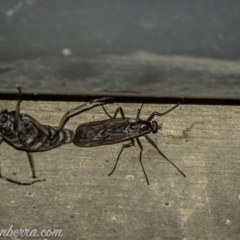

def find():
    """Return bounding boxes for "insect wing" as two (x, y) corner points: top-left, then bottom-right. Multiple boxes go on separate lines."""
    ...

(73, 119), (134, 147)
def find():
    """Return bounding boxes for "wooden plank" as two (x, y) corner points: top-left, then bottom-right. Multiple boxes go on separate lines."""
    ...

(0, 100), (239, 239)
(1, 54), (240, 99)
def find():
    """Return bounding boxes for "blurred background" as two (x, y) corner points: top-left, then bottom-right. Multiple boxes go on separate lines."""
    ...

(0, 0), (239, 99)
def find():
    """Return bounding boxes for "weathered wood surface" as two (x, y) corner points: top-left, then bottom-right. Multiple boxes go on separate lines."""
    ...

(0, 100), (239, 240)
(1, 54), (240, 99)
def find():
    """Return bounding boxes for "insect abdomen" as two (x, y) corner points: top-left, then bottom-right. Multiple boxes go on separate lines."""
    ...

(35, 127), (74, 151)
(18, 125), (74, 151)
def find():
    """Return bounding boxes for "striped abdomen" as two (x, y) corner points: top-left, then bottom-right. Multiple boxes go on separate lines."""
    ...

(4, 123), (74, 152)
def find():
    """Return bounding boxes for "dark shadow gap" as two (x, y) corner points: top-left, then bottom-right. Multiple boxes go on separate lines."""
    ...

(0, 92), (240, 106)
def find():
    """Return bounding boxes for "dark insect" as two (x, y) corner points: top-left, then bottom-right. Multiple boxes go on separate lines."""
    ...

(0, 85), (110, 185)
(73, 103), (186, 185)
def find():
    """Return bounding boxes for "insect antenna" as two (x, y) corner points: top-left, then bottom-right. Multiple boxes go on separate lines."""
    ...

(144, 135), (186, 178)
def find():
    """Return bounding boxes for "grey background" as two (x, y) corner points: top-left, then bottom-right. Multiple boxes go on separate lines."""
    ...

(0, 0), (239, 98)
(0, 0), (239, 60)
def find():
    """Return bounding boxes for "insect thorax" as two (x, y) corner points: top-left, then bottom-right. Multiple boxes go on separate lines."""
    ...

(129, 120), (152, 135)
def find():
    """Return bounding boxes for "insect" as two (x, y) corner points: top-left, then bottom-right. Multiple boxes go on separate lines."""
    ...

(0, 85), (110, 185)
(73, 103), (186, 184)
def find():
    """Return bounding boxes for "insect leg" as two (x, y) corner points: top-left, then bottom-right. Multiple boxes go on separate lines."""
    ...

(136, 138), (149, 185)
(102, 105), (126, 119)
(15, 84), (22, 132)
(23, 114), (51, 137)
(25, 98), (112, 140)
(0, 167), (46, 185)
(136, 103), (144, 120)
(147, 104), (180, 121)
(108, 139), (134, 176)
(27, 152), (37, 178)
(58, 97), (112, 132)
(101, 105), (112, 118)
(144, 135), (186, 178)
(14, 85), (50, 136)
(112, 107), (125, 119)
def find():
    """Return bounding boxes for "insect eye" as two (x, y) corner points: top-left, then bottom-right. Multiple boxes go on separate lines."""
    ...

(152, 121), (158, 133)
(0, 115), (8, 123)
